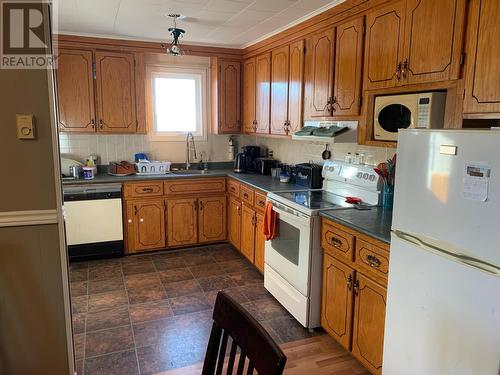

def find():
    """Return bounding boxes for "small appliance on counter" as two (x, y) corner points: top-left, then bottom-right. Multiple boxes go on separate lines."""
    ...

(108, 161), (136, 176)
(234, 145), (261, 173)
(294, 163), (324, 189)
(254, 157), (279, 175)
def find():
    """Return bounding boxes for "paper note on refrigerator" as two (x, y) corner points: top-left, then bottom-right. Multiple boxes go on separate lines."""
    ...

(463, 162), (491, 201)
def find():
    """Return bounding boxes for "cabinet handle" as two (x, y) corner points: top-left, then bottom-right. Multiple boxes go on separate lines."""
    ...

(326, 96), (333, 113)
(366, 254), (381, 268)
(141, 187), (154, 193)
(347, 274), (353, 291)
(258, 200), (265, 207)
(199, 201), (204, 210)
(127, 219), (132, 224)
(353, 279), (360, 296)
(332, 96), (337, 112)
(283, 122), (290, 135)
(243, 193), (249, 199)
(99, 119), (103, 129)
(329, 236), (342, 248)
(134, 206), (138, 215)
(139, 218), (144, 223)
(401, 58), (408, 79)
(194, 201), (199, 210)
(396, 62), (402, 80)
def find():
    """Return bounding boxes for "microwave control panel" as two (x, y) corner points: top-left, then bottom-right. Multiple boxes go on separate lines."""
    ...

(416, 97), (431, 128)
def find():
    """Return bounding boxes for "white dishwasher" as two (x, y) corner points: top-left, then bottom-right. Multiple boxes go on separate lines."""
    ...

(63, 184), (124, 261)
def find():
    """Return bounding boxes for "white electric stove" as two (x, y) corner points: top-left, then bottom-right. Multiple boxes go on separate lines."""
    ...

(264, 160), (382, 328)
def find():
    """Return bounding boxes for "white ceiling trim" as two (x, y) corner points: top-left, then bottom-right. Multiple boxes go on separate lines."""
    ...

(240, 0), (345, 49)
(56, 0), (346, 50)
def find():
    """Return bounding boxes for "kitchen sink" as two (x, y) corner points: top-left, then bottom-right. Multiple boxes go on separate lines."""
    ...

(172, 170), (211, 175)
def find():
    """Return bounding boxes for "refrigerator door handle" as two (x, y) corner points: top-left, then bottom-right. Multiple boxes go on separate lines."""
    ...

(393, 230), (500, 276)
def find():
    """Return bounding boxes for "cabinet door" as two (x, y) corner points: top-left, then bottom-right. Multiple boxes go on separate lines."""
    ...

(255, 53), (271, 134)
(288, 40), (305, 133)
(333, 17), (364, 116)
(127, 199), (166, 253)
(321, 254), (355, 350)
(167, 198), (198, 247)
(227, 196), (242, 250)
(464, 0), (500, 114)
(254, 212), (265, 272)
(219, 61), (241, 133)
(305, 29), (335, 118)
(198, 196), (227, 243)
(56, 49), (95, 132)
(352, 273), (387, 375)
(95, 51), (137, 133)
(243, 58), (256, 133)
(364, 1), (405, 90)
(403, 0), (466, 85)
(240, 204), (256, 263)
(270, 45), (290, 136)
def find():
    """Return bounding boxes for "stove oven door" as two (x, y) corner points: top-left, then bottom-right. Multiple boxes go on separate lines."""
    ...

(264, 204), (312, 296)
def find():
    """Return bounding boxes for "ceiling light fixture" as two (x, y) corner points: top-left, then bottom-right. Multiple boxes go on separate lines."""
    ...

(162, 14), (186, 56)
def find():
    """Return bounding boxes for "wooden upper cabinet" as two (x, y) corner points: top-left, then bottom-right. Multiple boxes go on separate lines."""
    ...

(305, 29), (335, 118)
(403, 0), (466, 85)
(243, 58), (256, 133)
(321, 254), (355, 350)
(56, 49), (95, 132)
(255, 53), (271, 134)
(288, 40), (305, 133)
(240, 204), (256, 263)
(214, 60), (241, 134)
(228, 196), (242, 250)
(95, 51), (137, 133)
(127, 199), (166, 252)
(364, 1), (405, 90)
(198, 196), (226, 243)
(167, 198), (198, 247)
(464, 0), (500, 115)
(351, 273), (387, 375)
(270, 45), (290, 136)
(333, 17), (364, 116)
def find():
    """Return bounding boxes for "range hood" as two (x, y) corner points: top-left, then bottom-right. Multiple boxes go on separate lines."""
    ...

(292, 120), (358, 143)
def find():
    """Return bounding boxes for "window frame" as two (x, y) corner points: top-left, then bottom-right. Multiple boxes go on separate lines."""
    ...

(146, 64), (208, 141)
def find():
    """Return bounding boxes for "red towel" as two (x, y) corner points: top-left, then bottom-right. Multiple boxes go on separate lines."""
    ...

(263, 202), (278, 241)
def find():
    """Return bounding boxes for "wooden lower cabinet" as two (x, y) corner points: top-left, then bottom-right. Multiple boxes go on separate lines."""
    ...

(126, 199), (166, 253)
(351, 273), (387, 375)
(321, 254), (354, 350)
(228, 196), (242, 250)
(198, 196), (227, 243)
(321, 218), (388, 375)
(167, 198), (198, 247)
(240, 204), (256, 263)
(254, 212), (265, 272)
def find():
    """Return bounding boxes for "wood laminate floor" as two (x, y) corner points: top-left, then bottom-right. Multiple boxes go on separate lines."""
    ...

(68, 243), (369, 375)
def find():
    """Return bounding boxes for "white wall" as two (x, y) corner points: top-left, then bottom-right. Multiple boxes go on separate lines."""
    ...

(236, 135), (394, 166)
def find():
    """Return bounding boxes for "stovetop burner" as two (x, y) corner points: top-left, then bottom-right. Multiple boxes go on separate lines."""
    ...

(274, 190), (353, 210)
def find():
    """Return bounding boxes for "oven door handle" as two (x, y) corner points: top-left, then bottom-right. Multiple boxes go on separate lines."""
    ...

(272, 204), (310, 226)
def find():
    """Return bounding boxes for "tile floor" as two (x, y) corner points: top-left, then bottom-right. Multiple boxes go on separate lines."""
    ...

(69, 243), (322, 375)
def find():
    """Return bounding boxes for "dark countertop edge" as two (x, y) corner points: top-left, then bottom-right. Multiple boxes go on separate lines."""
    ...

(319, 210), (392, 245)
(62, 170), (304, 194)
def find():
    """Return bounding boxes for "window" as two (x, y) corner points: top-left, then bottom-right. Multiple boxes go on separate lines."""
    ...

(147, 66), (207, 140)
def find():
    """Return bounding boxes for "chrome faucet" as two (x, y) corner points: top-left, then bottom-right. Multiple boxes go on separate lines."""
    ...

(185, 132), (197, 170)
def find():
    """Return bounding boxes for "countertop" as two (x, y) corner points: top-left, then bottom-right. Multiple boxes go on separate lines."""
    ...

(320, 207), (393, 244)
(62, 169), (305, 193)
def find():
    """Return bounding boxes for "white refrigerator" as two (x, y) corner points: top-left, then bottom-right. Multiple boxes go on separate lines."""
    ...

(383, 129), (500, 375)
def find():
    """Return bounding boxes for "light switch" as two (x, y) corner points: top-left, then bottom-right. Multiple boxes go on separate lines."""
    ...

(16, 114), (36, 139)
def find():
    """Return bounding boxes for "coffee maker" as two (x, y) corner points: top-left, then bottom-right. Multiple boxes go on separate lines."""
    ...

(234, 146), (261, 173)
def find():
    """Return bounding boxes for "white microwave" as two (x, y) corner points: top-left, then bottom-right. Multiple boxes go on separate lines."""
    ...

(374, 92), (446, 141)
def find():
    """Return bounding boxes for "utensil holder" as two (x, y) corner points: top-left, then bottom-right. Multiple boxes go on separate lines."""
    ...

(381, 184), (394, 209)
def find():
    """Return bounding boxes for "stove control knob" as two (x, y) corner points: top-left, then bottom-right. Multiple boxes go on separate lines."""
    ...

(357, 172), (363, 179)
(363, 173), (369, 180)
(369, 174), (376, 182)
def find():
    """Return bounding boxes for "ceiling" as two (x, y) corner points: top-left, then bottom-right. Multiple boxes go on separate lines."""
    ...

(54, 0), (345, 48)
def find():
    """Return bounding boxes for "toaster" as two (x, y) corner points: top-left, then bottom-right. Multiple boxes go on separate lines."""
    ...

(294, 163), (324, 189)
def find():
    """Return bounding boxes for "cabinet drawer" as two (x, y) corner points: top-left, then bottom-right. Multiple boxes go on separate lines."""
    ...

(124, 181), (164, 198)
(164, 178), (226, 196)
(322, 221), (355, 262)
(240, 185), (254, 205)
(227, 179), (240, 196)
(254, 191), (267, 211)
(355, 238), (390, 283)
